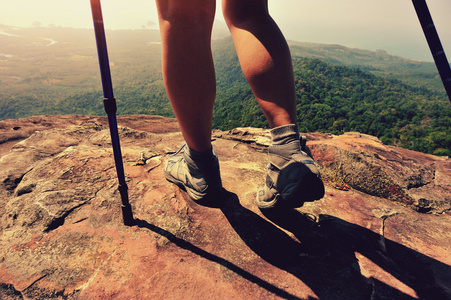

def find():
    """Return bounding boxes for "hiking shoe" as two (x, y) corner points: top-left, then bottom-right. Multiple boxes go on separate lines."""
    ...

(164, 143), (222, 201)
(256, 136), (324, 209)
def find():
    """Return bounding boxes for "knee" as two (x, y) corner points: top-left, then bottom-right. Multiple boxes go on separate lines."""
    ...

(222, 1), (269, 28)
(159, 4), (215, 30)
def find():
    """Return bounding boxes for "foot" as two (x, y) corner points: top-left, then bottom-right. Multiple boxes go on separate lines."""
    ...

(164, 144), (222, 201)
(256, 136), (325, 209)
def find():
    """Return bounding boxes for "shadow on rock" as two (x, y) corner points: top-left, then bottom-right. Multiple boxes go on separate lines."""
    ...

(133, 216), (301, 300)
(220, 191), (450, 300)
(134, 189), (449, 300)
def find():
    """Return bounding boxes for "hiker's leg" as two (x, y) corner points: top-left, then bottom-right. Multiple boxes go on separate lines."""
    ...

(223, 1), (325, 208)
(222, 0), (297, 128)
(156, 0), (216, 152)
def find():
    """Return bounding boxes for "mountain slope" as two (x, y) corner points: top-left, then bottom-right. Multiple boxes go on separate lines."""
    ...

(287, 41), (444, 92)
(0, 26), (449, 155)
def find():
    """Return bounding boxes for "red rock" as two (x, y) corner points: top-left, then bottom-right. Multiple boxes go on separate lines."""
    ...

(0, 116), (450, 299)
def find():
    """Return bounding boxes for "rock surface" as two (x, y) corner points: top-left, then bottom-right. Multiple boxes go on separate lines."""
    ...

(0, 115), (450, 300)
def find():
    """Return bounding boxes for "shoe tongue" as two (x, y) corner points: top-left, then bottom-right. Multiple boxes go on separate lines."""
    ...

(268, 140), (301, 159)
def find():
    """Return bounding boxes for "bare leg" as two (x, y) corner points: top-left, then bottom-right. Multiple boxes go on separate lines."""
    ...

(156, 0), (216, 152)
(222, 0), (297, 128)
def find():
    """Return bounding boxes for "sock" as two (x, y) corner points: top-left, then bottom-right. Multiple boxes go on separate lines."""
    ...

(187, 146), (215, 162)
(270, 124), (300, 146)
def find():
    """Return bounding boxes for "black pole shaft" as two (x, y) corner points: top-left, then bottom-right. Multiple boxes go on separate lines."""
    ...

(90, 0), (134, 225)
(412, 0), (451, 103)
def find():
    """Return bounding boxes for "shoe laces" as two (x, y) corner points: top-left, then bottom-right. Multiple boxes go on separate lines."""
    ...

(170, 143), (187, 157)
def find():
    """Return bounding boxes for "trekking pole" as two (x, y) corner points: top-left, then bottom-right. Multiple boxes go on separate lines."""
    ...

(90, 0), (134, 226)
(412, 0), (451, 103)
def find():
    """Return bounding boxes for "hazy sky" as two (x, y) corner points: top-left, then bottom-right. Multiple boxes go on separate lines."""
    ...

(1, 0), (450, 61)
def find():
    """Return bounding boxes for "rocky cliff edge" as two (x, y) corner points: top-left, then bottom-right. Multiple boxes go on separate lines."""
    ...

(0, 115), (450, 299)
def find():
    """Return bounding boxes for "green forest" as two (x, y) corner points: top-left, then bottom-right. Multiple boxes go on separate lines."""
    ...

(0, 27), (450, 156)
